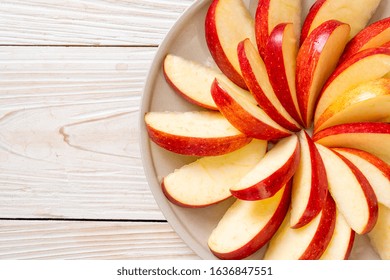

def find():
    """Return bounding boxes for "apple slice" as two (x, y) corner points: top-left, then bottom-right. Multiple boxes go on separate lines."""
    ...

(163, 54), (222, 110)
(230, 134), (300, 201)
(368, 203), (390, 260)
(211, 79), (292, 140)
(205, 0), (256, 89)
(316, 144), (378, 234)
(208, 182), (291, 260)
(314, 47), (390, 125)
(162, 139), (267, 208)
(255, 0), (302, 58)
(300, 0), (381, 44)
(296, 20), (350, 127)
(264, 23), (302, 125)
(314, 78), (390, 132)
(264, 194), (336, 260)
(332, 148), (390, 209)
(237, 38), (301, 131)
(313, 122), (390, 164)
(341, 17), (390, 62)
(290, 130), (328, 229)
(320, 209), (355, 260)
(145, 111), (251, 156)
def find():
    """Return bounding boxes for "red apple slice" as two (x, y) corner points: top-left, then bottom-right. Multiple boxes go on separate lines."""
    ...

(314, 48), (390, 125)
(320, 209), (355, 260)
(368, 203), (390, 260)
(208, 182), (291, 260)
(205, 0), (256, 89)
(163, 54), (224, 110)
(314, 78), (390, 132)
(162, 139), (267, 208)
(145, 111), (251, 156)
(264, 194), (336, 260)
(341, 17), (390, 62)
(300, 0), (381, 44)
(316, 144), (378, 234)
(290, 130), (328, 229)
(332, 148), (390, 209)
(313, 122), (390, 164)
(264, 23), (303, 125)
(211, 78), (292, 140)
(237, 38), (301, 131)
(296, 20), (350, 127)
(255, 0), (302, 58)
(230, 134), (300, 201)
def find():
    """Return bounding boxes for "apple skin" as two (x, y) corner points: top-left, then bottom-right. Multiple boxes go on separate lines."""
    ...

(300, 0), (381, 44)
(299, 0), (326, 44)
(209, 181), (292, 260)
(264, 23), (303, 126)
(314, 78), (390, 133)
(299, 194), (336, 260)
(255, 0), (301, 58)
(230, 136), (300, 201)
(237, 38), (301, 132)
(264, 193), (336, 260)
(314, 47), (390, 124)
(205, 0), (248, 89)
(290, 130), (328, 229)
(296, 20), (350, 128)
(333, 147), (390, 208)
(145, 112), (251, 157)
(211, 79), (292, 140)
(255, 0), (271, 58)
(320, 209), (355, 260)
(333, 148), (390, 182)
(331, 149), (379, 234)
(313, 122), (390, 164)
(340, 17), (390, 62)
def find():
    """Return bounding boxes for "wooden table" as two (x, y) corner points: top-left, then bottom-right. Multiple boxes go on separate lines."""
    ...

(0, 0), (199, 260)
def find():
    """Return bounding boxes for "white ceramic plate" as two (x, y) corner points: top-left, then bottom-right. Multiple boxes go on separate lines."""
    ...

(140, 0), (388, 259)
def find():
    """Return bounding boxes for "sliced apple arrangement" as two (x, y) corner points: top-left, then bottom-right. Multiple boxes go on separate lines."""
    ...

(144, 0), (390, 260)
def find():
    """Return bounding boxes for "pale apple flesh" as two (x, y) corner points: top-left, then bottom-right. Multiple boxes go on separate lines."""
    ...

(340, 17), (390, 62)
(265, 23), (303, 125)
(163, 54), (236, 110)
(205, 0), (256, 88)
(162, 139), (267, 208)
(320, 209), (355, 260)
(333, 148), (390, 209)
(296, 20), (350, 127)
(316, 144), (378, 234)
(264, 194), (336, 260)
(230, 134), (300, 201)
(314, 78), (390, 132)
(255, 0), (301, 58)
(290, 130), (328, 229)
(300, 0), (381, 44)
(314, 48), (390, 125)
(238, 38), (301, 131)
(208, 182), (291, 260)
(211, 78), (292, 140)
(145, 111), (251, 156)
(313, 122), (390, 164)
(368, 204), (390, 260)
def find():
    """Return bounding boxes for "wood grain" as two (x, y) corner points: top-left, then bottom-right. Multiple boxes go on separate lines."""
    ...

(0, 220), (199, 259)
(0, 46), (165, 220)
(0, 0), (194, 46)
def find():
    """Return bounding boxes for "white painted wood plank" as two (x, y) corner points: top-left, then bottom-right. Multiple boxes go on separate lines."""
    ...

(0, 0), (194, 46)
(0, 220), (199, 259)
(0, 46), (165, 220)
